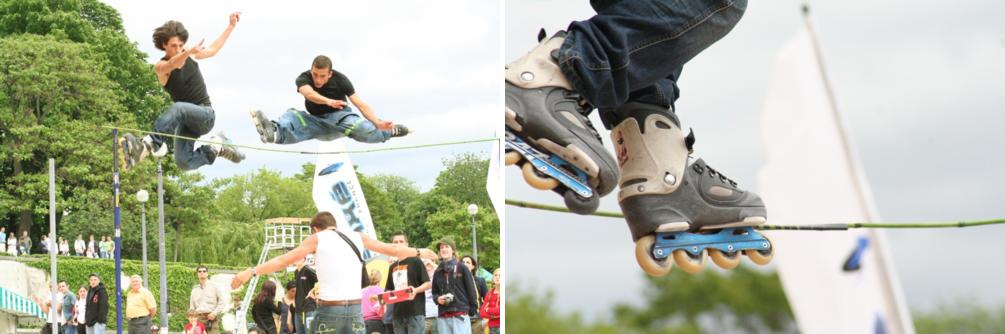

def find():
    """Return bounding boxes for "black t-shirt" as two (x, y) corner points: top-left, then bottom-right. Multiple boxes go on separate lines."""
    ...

(162, 57), (212, 106)
(295, 70), (355, 116)
(384, 257), (429, 318)
(295, 266), (317, 313)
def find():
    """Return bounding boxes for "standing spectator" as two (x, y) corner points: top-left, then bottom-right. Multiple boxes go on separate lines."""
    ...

(85, 273), (110, 334)
(430, 238), (478, 334)
(87, 235), (96, 258)
(6, 232), (15, 256)
(74, 286), (88, 334)
(478, 270), (500, 334)
(126, 275), (157, 334)
(383, 302), (395, 334)
(19, 231), (31, 255)
(189, 265), (226, 334)
(422, 258), (439, 334)
(60, 281), (78, 334)
(98, 236), (108, 259)
(107, 236), (115, 258)
(0, 227), (6, 254)
(291, 257), (317, 334)
(74, 235), (86, 257)
(184, 311), (206, 334)
(362, 269), (385, 334)
(279, 281), (295, 334)
(385, 232), (432, 334)
(40, 235), (51, 255)
(459, 256), (487, 334)
(59, 237), (70, 256)
(251, 280), (281, 334)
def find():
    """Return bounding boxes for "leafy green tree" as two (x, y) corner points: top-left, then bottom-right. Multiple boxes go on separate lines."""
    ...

(430, 152), (491, 209)
(914, 299), (1005, 334)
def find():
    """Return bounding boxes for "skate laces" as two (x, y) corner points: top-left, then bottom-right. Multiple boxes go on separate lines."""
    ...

(693, 163), (738, 187)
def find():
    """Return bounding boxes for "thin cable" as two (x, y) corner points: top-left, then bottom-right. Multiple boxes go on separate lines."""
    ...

(101, 125), (498, 155)
(505, 199), (1005, 230)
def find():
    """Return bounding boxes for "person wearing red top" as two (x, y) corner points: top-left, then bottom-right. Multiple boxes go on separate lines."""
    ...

(479, 269), (501, 333)
(185, 311), (206, 334)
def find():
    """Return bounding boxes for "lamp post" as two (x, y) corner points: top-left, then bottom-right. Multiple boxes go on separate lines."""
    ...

(136, 189), (149, 288)
(467, 204), (478, 261)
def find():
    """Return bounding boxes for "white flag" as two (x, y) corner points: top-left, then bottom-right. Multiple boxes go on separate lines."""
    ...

(757, 25), (914, 334)
(313, 139), (378, 259)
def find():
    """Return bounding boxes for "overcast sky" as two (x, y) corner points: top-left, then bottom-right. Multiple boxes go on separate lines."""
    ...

(103, 0), (501, 191)
(506, 0), (1005, 318)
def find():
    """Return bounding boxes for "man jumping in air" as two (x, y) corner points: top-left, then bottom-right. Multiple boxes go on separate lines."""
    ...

(250, 55), (409, 145)
(118, 13), (245, 171)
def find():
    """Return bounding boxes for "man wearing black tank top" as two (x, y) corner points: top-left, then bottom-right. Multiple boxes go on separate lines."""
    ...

(249, 55), (411, 145)
(117, 13), (245, 171)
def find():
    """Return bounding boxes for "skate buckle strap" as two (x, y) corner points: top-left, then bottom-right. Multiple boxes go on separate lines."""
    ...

(684, 129), (695, 153)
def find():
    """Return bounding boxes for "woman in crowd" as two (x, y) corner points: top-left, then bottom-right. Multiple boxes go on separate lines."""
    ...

(74, 285), (88, 334)
(362, 269), (385, 334)
(251, 280), (281, 334)
(479, 269), (501, 334)
(6, 232), (17, 256)
(279, 281), (295, 334)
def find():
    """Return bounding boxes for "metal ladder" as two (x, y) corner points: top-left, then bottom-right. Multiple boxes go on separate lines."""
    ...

(234, 218), (312, 333)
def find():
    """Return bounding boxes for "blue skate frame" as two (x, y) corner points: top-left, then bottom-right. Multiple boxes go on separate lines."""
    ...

(505, 130), (595, 199)
(650, 226), (771, 260)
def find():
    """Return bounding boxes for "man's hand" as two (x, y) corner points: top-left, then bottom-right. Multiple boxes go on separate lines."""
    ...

(418, 248), (438, 261)
(437, 296), (447, 305)
(207, 313), (216, 321)
(228, 12), (241, 27)
(186, 39), (206, 56)
(407, 286), (416, 299)
(375, 120), (394, 131)
(326, 99), (348, 110)
(231, 268), (253, 289)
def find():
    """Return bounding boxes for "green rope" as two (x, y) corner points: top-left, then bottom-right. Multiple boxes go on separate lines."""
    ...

(101, 125), (498, 155)
(505, 199), (1005, 230)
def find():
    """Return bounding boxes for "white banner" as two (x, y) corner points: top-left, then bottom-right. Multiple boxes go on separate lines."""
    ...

(313, 139), (378, 259)
(487, 132), (504, 218)
(758, 26), (913, 334)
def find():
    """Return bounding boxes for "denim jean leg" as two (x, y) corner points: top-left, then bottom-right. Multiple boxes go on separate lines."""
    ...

(313, 305), (364, 334)
(274, 109), (346, 144)
(435, 316), (470, 334)
(558, 0), (747, 109)
(333, 113), (388, 143)
(154, 102), (212, 148)
(392, 315), (425, 334)
(173, 106), (216, 170)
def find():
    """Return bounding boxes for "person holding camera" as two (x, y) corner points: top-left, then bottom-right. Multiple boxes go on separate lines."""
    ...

(430, 238), (478, 334)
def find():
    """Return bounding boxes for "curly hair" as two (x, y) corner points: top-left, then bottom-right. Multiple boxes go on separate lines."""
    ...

(152, 20), (188, 51)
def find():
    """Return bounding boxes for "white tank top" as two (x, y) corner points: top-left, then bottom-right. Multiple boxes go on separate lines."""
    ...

(315, 228), (364, 301)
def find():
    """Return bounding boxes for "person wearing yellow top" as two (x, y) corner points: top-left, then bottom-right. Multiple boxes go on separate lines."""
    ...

(125, 275), (157, 334)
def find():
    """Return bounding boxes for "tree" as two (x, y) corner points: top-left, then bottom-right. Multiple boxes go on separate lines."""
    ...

(430, 152), (491, 209)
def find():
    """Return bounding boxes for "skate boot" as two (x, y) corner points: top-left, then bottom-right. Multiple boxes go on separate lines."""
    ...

(207, 132), (245, 163)
(117, 133), (164, 170)
(611, 102), (773, 276)
(250, 110), (276, 144)
(504, 31), (618, 214)
(389, 124), (409, 138)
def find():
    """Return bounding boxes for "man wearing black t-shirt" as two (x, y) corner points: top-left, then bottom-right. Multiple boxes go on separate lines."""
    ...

(118, 13), (244, 171)
(385, 232), (432, 334)
(292, 256), (318, 334)
(250, 55), (410, 145)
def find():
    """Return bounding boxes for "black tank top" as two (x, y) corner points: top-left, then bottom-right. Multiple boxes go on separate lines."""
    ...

(162, 57), (211, 106)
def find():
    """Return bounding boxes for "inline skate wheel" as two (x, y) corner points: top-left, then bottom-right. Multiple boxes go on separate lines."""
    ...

(673, 249), (707, 274)
(522, 163), (559, 190)
(708, 249), (741, 270)
(634, 235), (672, 276)
(505, 150), (522, 166)
(563, 190), (599, 215)
(744, 236), (774, 265)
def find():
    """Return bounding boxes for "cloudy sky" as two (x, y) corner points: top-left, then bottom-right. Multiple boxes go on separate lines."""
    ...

(506, 0), (1005, 318)
(103, 0), (501, 191)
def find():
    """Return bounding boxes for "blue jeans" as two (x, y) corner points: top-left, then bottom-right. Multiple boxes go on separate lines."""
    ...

(295, 309), (315, 334)
(435, 315), (470, 334)
(63, 324), (76, 334)
(152, 102), (217, 170)
(86, 323), (106, 334)
(558, 0), (746, 114)
(312, 304), (364, 334)
(392, 315), (425, 334)
(274, 108), (390, 145)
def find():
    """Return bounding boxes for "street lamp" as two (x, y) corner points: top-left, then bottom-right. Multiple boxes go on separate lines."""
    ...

(467, 204), (478, 262)
(136, 189), (149, 288)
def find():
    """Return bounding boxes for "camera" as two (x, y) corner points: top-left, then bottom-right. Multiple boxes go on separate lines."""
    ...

(442, 293), (455, 305)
